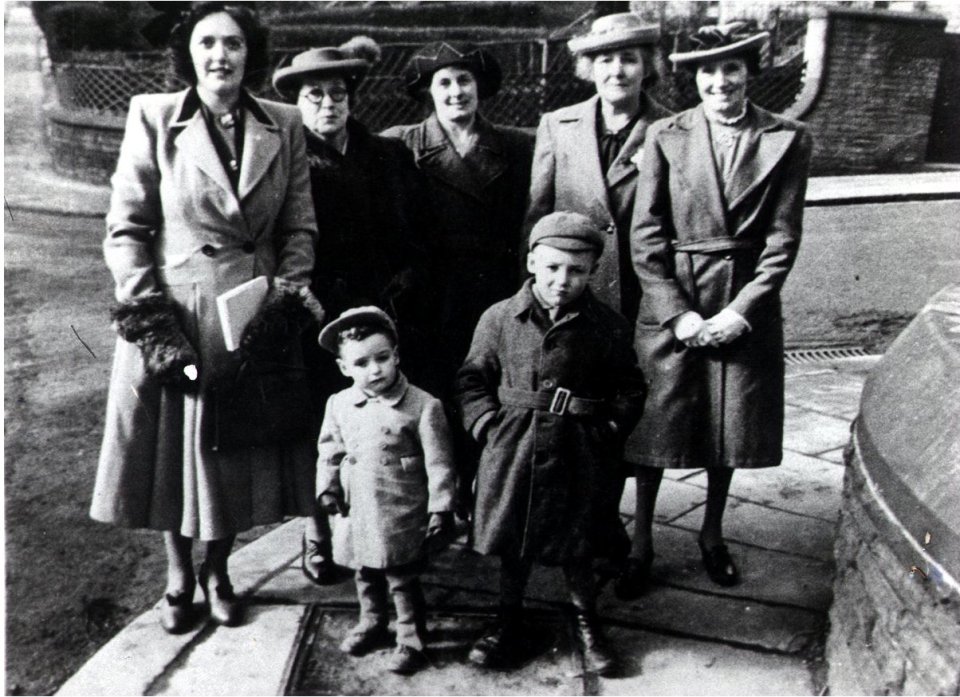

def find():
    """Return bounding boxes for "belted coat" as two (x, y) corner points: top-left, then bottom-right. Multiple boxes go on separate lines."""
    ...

(92, 89), (318, 539)
(628, 104), (813, 469)
(525, 94), (672, 323)
(382, 114), (534, 388)
(456, 281), (646, 563)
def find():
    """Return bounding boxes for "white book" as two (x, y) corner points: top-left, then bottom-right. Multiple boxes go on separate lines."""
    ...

(216, 276), (269, 351)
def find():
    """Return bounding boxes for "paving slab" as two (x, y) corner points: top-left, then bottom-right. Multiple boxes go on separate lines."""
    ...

(783, 370), (866, 420)
(648, 525), (834, 611)
(287, 608), (583, 696)
(620, 476), (706, 522)
(818, 447), (846, 465)
(782, 405), (853, 456)
(681, 451), (845, 523)
(670, 497), (837, 561)
(600, 625), (815, 696)
(153, 605), (303, 696)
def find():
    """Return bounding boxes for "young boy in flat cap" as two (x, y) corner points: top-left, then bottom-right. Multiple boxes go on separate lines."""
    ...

(315, 307), (456, 675)
(456, 212), (646, 675)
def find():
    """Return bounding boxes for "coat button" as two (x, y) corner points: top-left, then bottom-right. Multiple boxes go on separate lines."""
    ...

(606, 223), (616, 235)
(200, 244), (216, 257)
(723, 254), (733, 261)
(542, 378), (556, 390)
(242, 241), (256, 254)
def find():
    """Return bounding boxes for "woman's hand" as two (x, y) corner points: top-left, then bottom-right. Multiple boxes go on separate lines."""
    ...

(703, 308), (751, 345)
(670, 311), (709, 348)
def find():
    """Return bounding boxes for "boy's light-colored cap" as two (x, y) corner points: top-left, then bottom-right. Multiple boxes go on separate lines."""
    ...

(318, 305), (397, 354)
(528, 211), (605, 254)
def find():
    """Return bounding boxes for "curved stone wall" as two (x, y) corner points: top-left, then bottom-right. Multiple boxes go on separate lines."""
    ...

(827, 284), (960, 695)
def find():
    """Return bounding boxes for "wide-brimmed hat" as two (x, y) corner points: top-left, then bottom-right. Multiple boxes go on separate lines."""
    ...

(273, 36), (380, 97)
(568, 12), (661, 56)
(402, 41), (502, 100)
(669, 22), (768, 68)
(318, 306), (397, 354)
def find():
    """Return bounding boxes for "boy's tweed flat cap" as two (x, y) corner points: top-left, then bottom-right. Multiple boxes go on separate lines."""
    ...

(318, 306), (397, 354)
(528, 211), (605, 254)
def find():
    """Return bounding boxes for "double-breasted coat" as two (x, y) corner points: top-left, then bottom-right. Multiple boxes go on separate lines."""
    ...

(456, 281), (646, 563)
(525, 94), (672, 323)
(316, 374), (456, 569)
(382, 113), (534, 388)
(628, 104), (813, 469)
(91, 89), (318, 540)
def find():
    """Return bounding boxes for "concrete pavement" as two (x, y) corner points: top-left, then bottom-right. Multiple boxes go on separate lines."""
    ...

(58, 355), (873, 696)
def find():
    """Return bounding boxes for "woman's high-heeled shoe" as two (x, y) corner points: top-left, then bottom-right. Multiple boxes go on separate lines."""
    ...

(159, 586), (196, 634)
(698, 538), (740, 587)
(198, 562), (242, 626)
(613, 550), (655, 600)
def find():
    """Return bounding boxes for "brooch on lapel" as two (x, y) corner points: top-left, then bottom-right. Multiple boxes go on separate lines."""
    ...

(629, 149), (644, 167)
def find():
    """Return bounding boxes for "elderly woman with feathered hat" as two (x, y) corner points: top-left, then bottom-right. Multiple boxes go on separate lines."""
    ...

(273, 37), (433, 587)
(626, 22), (813, 597)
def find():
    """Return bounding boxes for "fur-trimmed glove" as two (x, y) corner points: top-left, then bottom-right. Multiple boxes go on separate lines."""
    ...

(239, 278), (326, 360)
(111, 292), (200, 392)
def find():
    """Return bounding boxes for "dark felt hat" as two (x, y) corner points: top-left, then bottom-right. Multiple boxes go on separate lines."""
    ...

(318, 306), (397, 355)
(669, 22), (768, 68)
(402, 41), (503, 100)
(528, 212), (605, 254)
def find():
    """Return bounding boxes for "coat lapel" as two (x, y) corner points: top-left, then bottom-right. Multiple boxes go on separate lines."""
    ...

(171, 90), (235, 200)
(413, 114), (492, 204)
(605, 95), (661, 190)
(659, 106), (727, 233)
(560, 96), (612, 219)
(237, 96), (282, 202)
(725, 106), (798, 212)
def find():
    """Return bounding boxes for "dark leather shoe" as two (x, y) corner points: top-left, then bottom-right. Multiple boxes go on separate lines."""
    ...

(574, 611), (616, 676)
(388, 644), (428, 675)
(698, 539), (740, 587)
(199, 562), (242, 626)
(159, 588), (195, 634)
(614, 551), (655, 600)
(302, 534), (337, 585)
(338, 624), (391, 656)
(468, 609), (523, 669)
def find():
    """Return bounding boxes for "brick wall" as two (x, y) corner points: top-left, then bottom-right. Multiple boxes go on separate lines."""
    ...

(802, 8), (947, 173)
(827, 451), (960, 694)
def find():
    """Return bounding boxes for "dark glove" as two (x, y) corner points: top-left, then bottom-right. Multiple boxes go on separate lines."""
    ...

(319, 492), (348, 517)
(111, 292), (200, 392)
(424, 511), (455, 554)
(240, 279), (325, 360)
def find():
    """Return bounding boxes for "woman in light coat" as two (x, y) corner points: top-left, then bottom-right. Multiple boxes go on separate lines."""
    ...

(91, 2), (319, 632)
(626, 23), (813, 596)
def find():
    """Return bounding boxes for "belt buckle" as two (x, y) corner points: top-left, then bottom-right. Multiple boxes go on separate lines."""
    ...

(549, 387), (571, 415)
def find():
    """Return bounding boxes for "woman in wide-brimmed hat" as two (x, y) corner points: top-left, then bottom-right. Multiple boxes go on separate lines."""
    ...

(626, 22), (813, 595)
(524, 13), (672, 603)
(382, 42), (534, 396)
(272, 38), (432, 595)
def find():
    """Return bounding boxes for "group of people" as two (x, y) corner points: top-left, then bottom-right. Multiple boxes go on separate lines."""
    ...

(90, 2), (812, 679)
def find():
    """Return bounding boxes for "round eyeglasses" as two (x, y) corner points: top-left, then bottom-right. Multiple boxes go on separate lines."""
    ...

(299, 87), (349, 104)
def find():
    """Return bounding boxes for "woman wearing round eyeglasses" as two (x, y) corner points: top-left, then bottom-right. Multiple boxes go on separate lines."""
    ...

(273, 37), (431, 586)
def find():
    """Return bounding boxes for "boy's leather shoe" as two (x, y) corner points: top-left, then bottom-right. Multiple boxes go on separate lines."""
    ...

(468, 609), (523, 669)
(388, 644), (428, 675)
(573, 611), (616, 676)
(339, 624), (390, 656)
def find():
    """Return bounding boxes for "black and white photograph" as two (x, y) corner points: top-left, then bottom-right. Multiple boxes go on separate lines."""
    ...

(4, 0), (959, 694)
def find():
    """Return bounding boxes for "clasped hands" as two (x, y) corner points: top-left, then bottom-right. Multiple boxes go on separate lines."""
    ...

(671, 309), (750, 348)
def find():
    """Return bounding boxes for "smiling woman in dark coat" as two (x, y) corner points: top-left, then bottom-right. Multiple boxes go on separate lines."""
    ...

(625, 23), (813, 597)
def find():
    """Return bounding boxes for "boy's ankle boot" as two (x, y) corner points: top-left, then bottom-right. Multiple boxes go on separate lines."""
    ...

(468, 605), (523, 669)
(573, 611), (616, 676)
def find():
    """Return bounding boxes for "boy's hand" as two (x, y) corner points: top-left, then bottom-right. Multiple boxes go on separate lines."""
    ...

(425, 511), (455, 554)
(319, 492), (348, 516)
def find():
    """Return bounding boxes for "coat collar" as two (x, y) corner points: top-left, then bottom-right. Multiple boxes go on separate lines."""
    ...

(412, 113), (509, 203)
(605, 93), (671, 190)
(348, 372), (409, 408)
(509, 278), (599, 326)
(170, 88), (282, 203)
(658, 103), (798, 227)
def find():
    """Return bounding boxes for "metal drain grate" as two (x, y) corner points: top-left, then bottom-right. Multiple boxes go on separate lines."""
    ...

(783, 346), (871, 365)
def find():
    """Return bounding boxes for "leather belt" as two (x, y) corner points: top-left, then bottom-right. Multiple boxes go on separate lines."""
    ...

(498, 386), (606, 417)
(671, 237), (761, 254)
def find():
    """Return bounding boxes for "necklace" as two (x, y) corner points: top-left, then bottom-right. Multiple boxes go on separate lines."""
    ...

(707, 104), (748, 127)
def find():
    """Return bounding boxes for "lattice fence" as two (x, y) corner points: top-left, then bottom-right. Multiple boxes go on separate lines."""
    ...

(52, 28), (808, 129)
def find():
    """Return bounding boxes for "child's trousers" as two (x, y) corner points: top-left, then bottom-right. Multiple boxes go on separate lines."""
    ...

(499, 554), (596, 612)
(355, 564), (427, 650)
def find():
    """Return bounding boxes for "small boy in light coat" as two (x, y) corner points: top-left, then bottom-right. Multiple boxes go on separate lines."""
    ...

(456, 212), (646, 675)
(316, 307), (456, 675)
